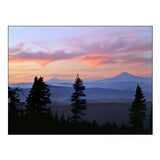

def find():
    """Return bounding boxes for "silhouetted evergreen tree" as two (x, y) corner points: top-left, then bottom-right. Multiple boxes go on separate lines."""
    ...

(8, 87), (20, 133)
(25, 76), (51, 118)
(70, 74), (86, 122)
(129, 84), (146, 132)
(8, 87), (20, 117)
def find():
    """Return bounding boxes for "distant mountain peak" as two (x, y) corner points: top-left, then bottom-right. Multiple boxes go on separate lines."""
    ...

(119, 72), (132, 75)
(116, 72), (135, 78)
(47, 77), (63, 82)
(106, 72), (150, 82)
(49, 78), (59, 80)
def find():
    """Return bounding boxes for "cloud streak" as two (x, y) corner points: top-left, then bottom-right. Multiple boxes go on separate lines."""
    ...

(9, 50), (83, 66)
(77, 53), (115, 67)
(9, 42), (24, 54)
(9, 29), (152, 67)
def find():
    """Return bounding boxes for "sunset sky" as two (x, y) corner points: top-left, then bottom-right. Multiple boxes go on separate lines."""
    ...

(9, 26), (152, 83)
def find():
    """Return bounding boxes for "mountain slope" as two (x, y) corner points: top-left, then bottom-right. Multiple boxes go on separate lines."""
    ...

(105, 72), (152, 82)
(85, 72), (152, 91)
(15, 85), (152, 103)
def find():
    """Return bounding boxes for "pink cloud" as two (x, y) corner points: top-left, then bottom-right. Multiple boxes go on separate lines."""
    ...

(32, 41), (52, 53)
(9, 42), (24, 54)
(77, 53), (114, 67)
(131, 62), (147, 67)
(9, 50), (83, 66)
(77, 51), (152, 67)
(9, 30), (152, 67)
(82, 36), (152, 54)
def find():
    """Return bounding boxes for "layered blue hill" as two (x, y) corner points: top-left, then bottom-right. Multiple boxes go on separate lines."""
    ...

(9, 72), (152, 103)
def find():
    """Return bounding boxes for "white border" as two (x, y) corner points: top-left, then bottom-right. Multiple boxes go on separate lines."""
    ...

(0, 0), (160, 160)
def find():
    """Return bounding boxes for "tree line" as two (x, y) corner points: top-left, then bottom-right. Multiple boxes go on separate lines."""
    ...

(8, 74), (152, 134)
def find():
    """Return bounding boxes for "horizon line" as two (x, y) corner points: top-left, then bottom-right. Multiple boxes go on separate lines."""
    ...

(9, 72), (152, 84)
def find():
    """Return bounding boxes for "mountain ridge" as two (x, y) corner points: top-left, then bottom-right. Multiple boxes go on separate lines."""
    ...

(9, 72), (152, 86)
(9, 72), (152, 92)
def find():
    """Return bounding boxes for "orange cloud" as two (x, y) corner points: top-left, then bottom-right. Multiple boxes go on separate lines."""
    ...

(129, 70), (152, 77)
(77, 53), (113, 67)
(131, 62), (147, 67)
(80, 59), (106, 67)
(9, 50), (82, 66)
(9, 58), (53, 66)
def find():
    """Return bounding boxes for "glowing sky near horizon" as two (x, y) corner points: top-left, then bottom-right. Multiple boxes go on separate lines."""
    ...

(9, 26), (152, 83)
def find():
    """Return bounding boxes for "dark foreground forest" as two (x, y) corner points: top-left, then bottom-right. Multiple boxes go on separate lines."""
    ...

(8, 75), (152, 134)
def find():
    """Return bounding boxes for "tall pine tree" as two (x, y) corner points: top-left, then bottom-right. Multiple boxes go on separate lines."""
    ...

(129, 84), (146, 132)
(8, 87), (20, 118)
(26, 76), (51, 118)
(70, 74), (86, 122)
(8, 87), (20, 133)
